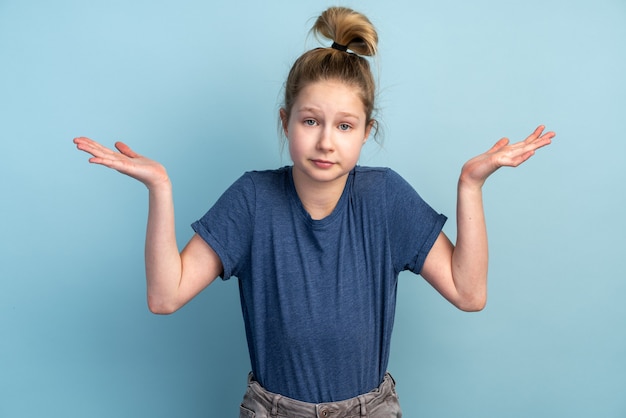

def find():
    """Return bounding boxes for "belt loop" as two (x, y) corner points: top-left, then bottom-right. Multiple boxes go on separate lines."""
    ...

(271, 394), (281, 417)
(359, 395), (368, 417)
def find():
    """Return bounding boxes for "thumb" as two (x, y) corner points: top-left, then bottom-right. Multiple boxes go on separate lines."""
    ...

(488, 137), (509, 153)
(115, 141), (140, 158)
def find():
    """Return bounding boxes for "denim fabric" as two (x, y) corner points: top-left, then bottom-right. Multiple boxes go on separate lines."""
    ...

(239, 372), (402, 418)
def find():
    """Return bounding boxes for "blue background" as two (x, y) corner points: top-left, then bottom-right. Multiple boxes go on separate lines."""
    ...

(1, 0), (625, 417)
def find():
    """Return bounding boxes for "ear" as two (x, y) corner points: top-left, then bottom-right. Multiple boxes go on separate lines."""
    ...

(279, 108), (289, 137)
(363, 119), (375, 144)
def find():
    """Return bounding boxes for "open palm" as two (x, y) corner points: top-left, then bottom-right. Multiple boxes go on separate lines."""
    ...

(461, 125), (555, 186)
(73, 137), (169, 190)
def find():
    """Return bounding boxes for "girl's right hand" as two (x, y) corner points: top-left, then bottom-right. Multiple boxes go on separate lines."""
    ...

(73, 137), (170, 190)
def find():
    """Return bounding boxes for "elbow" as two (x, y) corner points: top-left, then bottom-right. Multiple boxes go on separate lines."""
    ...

(456, 293), (487, 312)
(147, 296), (179, 315)
(459, 300), (486, 312)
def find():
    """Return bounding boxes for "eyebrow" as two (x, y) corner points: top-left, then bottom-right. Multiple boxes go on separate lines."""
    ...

(296, 106), (361, 120)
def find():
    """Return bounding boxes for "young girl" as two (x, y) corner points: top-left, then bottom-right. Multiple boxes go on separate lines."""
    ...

(74, 7), (554, 417)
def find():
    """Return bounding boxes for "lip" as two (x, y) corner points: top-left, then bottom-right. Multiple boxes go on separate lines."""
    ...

(311, 159), (335, 169)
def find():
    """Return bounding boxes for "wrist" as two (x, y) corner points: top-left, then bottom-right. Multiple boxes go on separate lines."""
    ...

(458, 170), (484, 192)
(147, 177), (172, 194)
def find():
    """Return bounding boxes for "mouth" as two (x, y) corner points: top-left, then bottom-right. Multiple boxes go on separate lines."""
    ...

(311, 159), (334, 169)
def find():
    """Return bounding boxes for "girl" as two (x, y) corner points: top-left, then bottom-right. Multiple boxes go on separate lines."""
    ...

(74, 7), (554, 417)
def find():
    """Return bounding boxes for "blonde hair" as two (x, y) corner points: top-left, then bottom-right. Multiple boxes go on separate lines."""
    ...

(282, 7), (379, 131)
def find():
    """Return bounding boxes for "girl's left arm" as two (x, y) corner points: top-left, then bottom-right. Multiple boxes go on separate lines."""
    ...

(419, 125), (555, 311)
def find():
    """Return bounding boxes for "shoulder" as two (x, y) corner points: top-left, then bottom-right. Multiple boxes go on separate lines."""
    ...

(353, 166), (411, 192)
(244, 166), (289, 184)
(353, 166), (389, 185)
(228, 167), (294, 210)
(228, 166), (290, 193)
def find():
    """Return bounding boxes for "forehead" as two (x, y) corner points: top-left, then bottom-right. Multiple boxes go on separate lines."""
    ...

(292, 79), (366, 117)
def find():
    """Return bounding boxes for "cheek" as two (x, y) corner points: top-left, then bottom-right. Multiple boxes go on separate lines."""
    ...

(351, 143), (365, 161)
(287, 133), (302, 160)
(347, 135), (366, 156)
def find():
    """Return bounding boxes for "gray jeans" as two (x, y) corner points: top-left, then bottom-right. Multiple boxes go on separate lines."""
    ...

(239, 372), (402, 418)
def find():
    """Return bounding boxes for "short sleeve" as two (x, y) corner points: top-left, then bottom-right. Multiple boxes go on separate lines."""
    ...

(385, 169), (447, 275)
(191, 173), (256, 280)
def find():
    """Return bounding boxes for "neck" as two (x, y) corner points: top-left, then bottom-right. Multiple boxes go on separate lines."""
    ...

(292, 170), (349, 220)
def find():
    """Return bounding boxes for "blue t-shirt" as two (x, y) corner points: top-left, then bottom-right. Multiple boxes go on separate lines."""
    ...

(192, 166), (446, 403)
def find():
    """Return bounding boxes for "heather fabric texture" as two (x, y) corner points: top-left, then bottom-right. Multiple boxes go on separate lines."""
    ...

(192, 166), (446, 403)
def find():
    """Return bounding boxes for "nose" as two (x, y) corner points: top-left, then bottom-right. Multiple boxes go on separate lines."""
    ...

(316, 126), (334, 152)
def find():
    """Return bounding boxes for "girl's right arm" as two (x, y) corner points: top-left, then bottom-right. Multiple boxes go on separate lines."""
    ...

(73, 137), (223, 314)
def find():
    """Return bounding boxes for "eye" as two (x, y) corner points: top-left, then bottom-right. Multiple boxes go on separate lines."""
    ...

(338, 123), (351, 131)
(304, 119), (318, 126)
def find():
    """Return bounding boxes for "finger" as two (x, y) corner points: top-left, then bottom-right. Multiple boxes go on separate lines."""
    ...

(514, 150), (537, 166)
(115, 141), (140, 158)
(517, 126), (543, 147)
(87, 155), (132, 172)
(540, 130), (556, 142)
(534, 125), (546, 135)
(488, 137), (510, 153)
(526, 125), (555, 146)
(74, 136), (116, 158)
(73, 136), (99, 150)
(73, 136), (90, 144)
(529, 125), (545, 140)
(527, 130), (554, 151)
(512, 126), (554, 152)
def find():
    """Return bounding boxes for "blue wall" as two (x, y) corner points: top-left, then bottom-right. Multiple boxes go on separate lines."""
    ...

(1, 1), (625, 416)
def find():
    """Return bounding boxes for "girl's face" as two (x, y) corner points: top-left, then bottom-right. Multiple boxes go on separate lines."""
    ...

(281, 79), (373, 191)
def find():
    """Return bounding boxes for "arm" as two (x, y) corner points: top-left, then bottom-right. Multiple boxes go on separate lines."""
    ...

(73, 137), (223, 314)
(420, 125), (555, 311)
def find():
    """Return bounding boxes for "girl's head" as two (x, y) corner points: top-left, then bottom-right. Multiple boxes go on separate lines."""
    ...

(281, 7), (379, 134)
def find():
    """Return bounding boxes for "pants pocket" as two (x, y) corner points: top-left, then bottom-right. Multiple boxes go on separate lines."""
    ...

(239, 404), (256, 418)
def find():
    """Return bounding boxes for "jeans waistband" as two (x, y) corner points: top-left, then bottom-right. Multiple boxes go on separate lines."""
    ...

(242, 372), (399, 418)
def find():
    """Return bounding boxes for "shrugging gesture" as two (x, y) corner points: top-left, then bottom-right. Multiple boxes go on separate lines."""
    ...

(421, 125), (555, 312)
(72, 5), (557, 411)
(74, 136), (223, 314)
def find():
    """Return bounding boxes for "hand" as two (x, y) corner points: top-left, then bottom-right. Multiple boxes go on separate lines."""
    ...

(73, 137), (170, 190)
(460, 125), (555, 188)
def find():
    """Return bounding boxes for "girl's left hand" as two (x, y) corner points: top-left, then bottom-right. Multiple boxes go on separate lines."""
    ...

(460, 125), (555, 188)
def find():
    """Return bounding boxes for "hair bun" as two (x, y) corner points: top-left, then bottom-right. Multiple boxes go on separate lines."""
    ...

(312, 7), (378, 56)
